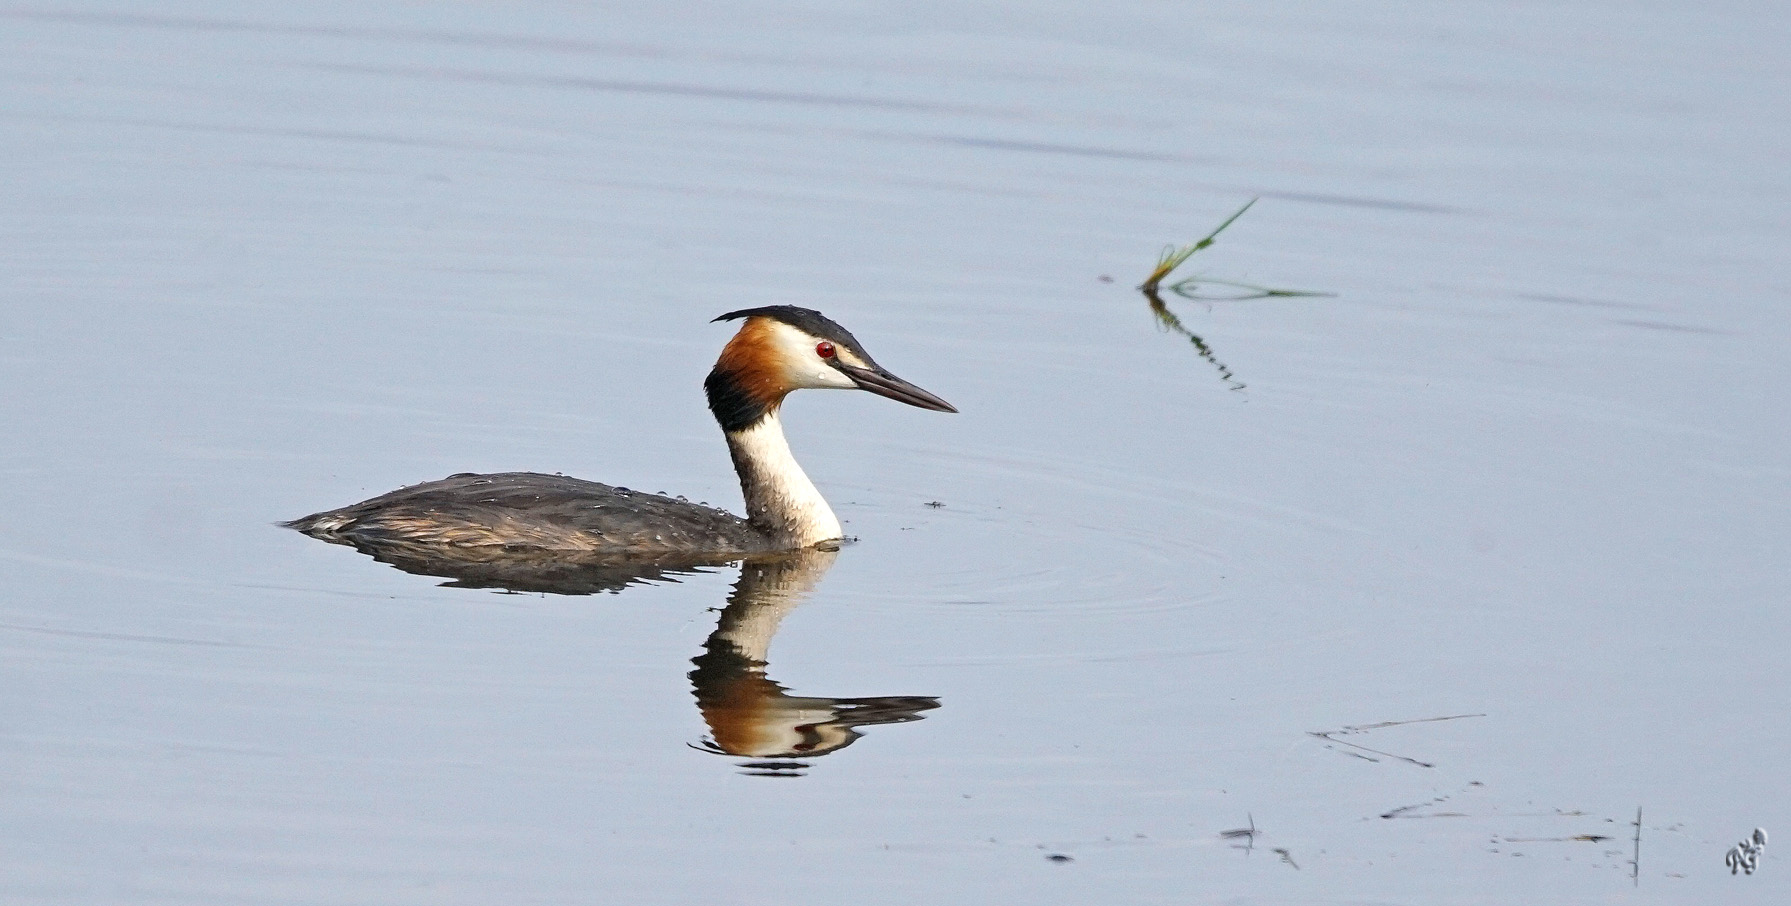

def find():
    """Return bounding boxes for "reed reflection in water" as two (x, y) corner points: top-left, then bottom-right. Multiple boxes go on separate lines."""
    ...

(301, 537), (939, 776)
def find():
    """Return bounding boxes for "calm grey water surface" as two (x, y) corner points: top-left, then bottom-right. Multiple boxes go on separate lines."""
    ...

(4, 2), (1789, 903)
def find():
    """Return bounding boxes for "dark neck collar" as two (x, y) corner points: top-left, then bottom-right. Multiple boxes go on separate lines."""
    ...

(704, 367), (776, 434)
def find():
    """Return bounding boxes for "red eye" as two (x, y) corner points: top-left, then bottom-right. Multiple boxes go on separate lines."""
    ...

(815, 341), (836, 359)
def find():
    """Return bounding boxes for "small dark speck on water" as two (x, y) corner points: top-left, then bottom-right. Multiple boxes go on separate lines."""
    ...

(1098, 274), (1114, 283)
(1046, 853), (1073, 863)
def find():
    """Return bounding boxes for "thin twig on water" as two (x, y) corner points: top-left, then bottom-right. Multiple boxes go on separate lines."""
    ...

(1133, 199), (1331, 390)
(1309, 713), (1487, 769)
(1141, 198), (1259, 293)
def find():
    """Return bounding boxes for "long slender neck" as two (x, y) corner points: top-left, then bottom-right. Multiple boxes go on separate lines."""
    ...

(723, 411), (843, 548)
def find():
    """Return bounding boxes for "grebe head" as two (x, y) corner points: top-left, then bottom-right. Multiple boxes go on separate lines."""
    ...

(704, 306), (957, 432)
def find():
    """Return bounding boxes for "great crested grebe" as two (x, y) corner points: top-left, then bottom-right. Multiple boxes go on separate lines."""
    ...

(286, 306), (956, 556)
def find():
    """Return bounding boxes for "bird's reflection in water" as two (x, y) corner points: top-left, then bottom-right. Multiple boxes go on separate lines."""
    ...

(689, 549), (939, 776)
(339, 537), (734, 594)
(314, 537), (939, 775)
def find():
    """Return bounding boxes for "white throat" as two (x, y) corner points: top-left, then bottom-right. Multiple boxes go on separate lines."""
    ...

(725, 411), (843, 547)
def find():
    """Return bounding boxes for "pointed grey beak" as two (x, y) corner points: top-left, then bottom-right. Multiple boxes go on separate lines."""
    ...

(836, 363), (958, 413)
